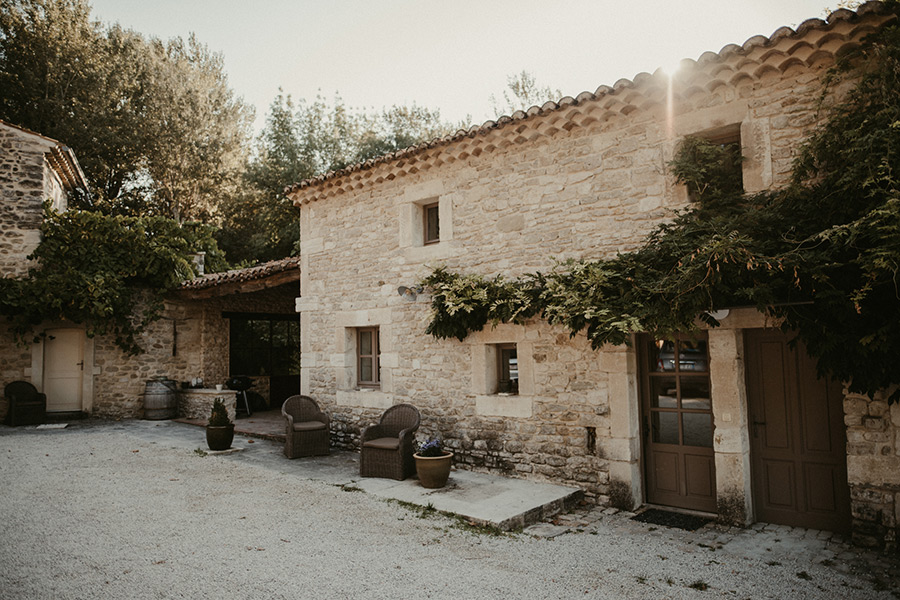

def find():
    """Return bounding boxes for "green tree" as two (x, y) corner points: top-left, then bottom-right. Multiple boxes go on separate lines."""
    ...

(138, 34), (253, 223)
(489, 70), (562, 117)
(218, 93), (460, 263)
(0, 0), (252, 223)
(353, 103), (457, 163)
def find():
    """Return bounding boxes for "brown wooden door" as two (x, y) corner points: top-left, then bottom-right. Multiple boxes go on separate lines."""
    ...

(640, 335), (717, 513)
(744, 329), (851, 533)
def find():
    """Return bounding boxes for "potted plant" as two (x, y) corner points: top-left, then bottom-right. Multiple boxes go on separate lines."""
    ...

(413, 438), (453, 488)
(206, 399), (234, 451)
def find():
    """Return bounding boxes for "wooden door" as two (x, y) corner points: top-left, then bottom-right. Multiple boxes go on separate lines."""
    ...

(640, 335), (717, 513)
(43, 328), (84, 412)
(744, 329), (851, 533)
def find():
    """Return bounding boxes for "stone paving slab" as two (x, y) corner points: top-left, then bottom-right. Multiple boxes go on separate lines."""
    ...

(353, 468), (581, 530)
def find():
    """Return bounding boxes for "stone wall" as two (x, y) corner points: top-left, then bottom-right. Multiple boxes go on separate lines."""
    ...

(0, 123), (55, 277)
(0, 321), (33, 422)
(85, 286), (297, 419)
(178, 389), (238, 422)
(844, 389), (900, 551)
(1, 122), (69, 421)
(294, 11), (893, 528)
(90, 300), (206, 419)
(296, 47), (844, 502)
(1, 284), (299, 423)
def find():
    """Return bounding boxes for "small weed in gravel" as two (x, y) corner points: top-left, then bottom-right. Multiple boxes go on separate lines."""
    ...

(688, 580), (709, 591)
(766, 561), (782, 566)
(193, 448), (208, 457)
(635, 576), (647, 584)
(796, 571), (813, 581)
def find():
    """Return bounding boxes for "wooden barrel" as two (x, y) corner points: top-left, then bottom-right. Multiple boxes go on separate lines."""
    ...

(144, 379), (177, 420)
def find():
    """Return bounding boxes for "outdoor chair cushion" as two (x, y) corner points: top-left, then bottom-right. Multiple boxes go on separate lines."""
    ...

(292, 420), (327, 432)
(362, 437), (400, 450)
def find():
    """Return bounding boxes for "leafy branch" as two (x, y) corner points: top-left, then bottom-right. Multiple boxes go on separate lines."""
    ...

(0, 208), (222, 354)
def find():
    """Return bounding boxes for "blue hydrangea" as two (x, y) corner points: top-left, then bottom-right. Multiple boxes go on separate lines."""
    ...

(417, 438), (444, 457)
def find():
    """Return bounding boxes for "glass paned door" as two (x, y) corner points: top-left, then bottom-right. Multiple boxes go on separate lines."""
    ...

(641, 335), (717, 512)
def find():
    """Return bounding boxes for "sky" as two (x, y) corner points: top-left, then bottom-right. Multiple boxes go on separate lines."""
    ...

(88, 0), (840, 133)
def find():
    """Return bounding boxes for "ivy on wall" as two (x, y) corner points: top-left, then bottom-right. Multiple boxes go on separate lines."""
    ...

(421, 4), (900, 401)
(0, 208), (225, 354)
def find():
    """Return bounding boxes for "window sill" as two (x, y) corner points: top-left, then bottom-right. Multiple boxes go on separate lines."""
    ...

(475, 394), (533, 418)
(402, 242), (457, 263)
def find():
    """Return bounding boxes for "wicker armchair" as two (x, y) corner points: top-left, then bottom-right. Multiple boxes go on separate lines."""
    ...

(282, 395), (330, 458)
(4, 381), (46, 427)
(359, 403), (421, 480)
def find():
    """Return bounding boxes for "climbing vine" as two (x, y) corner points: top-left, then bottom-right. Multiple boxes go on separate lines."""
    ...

(421, 4), (900, 401)
(0, 208), (225, 354)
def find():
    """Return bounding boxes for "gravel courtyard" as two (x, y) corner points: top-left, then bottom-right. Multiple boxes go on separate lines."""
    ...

(1, 420), (897, 600)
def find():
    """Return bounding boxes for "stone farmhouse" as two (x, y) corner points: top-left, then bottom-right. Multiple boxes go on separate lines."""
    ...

(0, 119), (301, 423)
(287, 3), (899, 549)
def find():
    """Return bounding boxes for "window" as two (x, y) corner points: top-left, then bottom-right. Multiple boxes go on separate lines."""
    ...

(496, 343), (518, 395)
(706, 129), (742, 195)
(228, 315), (300, 377)
(684, 126), (743, 203)
(643, 335), (713, 448)
(357, 327), (380, 387)
(423, 202), (440, 245)
(399, 194), (453, 251)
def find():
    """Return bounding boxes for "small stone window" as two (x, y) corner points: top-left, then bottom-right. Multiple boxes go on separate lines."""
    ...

(357, 327), (380, 388)
(683, 125), (743, 203)
(496, 343), (518, 395)
(423, 201), (440, 245)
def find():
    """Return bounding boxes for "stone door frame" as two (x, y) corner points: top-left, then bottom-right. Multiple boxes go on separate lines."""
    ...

(606, 309), (780, 524)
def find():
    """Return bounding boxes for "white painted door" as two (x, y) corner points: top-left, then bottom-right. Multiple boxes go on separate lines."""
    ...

(43, 328), (84, 412)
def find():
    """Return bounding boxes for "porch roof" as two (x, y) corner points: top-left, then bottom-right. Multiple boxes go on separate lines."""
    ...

(176, 256), (301, 299)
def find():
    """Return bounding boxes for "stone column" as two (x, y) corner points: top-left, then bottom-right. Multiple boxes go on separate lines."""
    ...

(708, 328), (753, 525)
(845, 389), (899, 550)
(604, 344), (642, 510)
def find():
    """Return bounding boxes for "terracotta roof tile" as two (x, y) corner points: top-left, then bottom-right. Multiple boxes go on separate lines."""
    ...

(285, 2), (895, 204)
(179, 257), (301, 291)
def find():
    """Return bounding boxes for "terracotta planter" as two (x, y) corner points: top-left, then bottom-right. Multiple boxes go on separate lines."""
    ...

(414, 452), (453, 488)
(206, 424), (235, 451)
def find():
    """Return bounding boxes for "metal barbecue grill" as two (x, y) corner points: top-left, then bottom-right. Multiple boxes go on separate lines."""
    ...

(225, 375), (254, 417)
